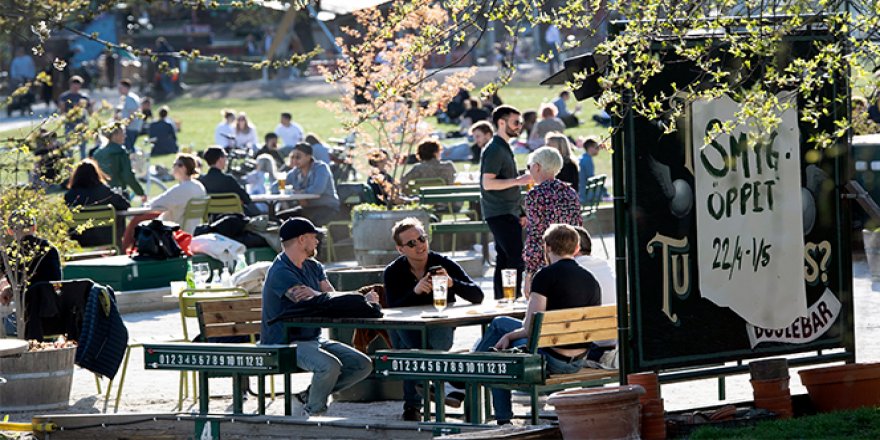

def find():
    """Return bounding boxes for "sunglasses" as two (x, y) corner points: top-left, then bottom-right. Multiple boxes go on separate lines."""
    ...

(401, 235), (428, 248)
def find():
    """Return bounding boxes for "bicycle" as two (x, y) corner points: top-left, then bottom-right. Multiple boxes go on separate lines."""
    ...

(327, 133), (370, 184)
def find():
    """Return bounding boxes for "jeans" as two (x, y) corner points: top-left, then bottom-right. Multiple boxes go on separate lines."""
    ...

(295, 337), (373, 414)
(485, 214), (524, 300)
(390, 328), (454, 409)
(475, 316), (586, 421)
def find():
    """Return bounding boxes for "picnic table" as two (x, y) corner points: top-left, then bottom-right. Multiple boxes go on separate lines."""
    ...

(282, 300), (527, 422)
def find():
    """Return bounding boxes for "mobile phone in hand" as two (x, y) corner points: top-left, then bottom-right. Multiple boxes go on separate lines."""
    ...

(428, 265), (443, 275)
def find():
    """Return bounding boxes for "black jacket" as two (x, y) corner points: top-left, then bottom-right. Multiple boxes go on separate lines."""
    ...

(383, 251), (484, 308)
(147, 119), (178, 155)
(198, 167), (258, 216)
(64, 184), (130, 247)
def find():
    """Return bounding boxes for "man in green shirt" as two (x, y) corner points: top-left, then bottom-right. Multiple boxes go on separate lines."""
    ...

(479, 105), (532, 299)
(92, 126), (145, 202)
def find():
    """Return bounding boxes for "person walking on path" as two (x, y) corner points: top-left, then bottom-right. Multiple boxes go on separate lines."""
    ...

(479, 105), (532, 299)
(260, 217), (374, 416)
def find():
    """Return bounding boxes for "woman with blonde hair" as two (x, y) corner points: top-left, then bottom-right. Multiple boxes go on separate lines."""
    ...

(544, 132), (579, 191)
(234, 112), (259, 153)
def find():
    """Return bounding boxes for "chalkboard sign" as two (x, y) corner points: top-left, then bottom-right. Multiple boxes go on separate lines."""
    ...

(621, 34), (854, 371)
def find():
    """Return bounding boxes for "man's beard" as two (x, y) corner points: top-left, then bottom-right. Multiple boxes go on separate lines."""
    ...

(308, 247), (318, 258)
(505, 126), (520, 138)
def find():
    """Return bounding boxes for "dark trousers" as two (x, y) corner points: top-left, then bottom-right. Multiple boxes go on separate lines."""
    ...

(486, 214), (524, 300)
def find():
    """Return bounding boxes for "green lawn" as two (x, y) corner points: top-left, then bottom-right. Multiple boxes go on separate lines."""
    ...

(3, 83), (613, 196)
(690, 407), (880, 440)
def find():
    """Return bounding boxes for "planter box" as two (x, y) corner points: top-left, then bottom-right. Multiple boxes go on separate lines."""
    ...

(799, 363), (880, 412)
(64, 255), (187, 292)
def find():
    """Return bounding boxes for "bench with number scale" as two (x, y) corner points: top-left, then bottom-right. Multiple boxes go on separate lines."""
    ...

(143, 297), (300, 415)
(374, 304), (619, 424)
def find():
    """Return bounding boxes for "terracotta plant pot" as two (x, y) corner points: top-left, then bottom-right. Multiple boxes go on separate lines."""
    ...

(799, 363), (880, 412)
(628, 372), (660, 399)
(640, 397), (666, 440)
(754, 395), (793, 419)
(750, 377), (790, 399)
(548, 385), (645, 440)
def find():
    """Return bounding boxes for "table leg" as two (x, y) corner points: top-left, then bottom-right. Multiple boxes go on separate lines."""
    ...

(199, 372), (209, 414)
(465, 383), (482, 424)
(284, 374), (292, 416)
(421, 329), (431, 422)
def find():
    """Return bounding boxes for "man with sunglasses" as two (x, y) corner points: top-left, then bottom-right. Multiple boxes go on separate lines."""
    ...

(480, 105), (533, 300)
(383, 217), (484, 420)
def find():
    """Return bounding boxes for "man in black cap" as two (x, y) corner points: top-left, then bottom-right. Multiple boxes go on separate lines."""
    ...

(198, 146), (259, 215)
(281, 142), (340, 226)
(260, 217), (374, 416)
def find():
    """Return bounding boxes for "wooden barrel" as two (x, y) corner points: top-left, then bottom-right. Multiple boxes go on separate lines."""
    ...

(0, 346), (75, 412)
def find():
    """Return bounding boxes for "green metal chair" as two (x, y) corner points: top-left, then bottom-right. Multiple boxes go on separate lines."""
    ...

(205, 193), (244, 222)
(322, 184), (379, 262)
(581, 174), (608, 258)
(180, 197), (210, 230)
(66, 204), (118, 260)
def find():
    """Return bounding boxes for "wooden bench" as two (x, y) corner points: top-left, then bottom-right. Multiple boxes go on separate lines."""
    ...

(143, 297), (300, 415)
(374, 304), (619, 424)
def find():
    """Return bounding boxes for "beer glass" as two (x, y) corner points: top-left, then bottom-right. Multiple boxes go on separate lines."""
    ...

(432, 275), (448, 313)
(277, 177), (286, 192)
(501, 269), (517, 303)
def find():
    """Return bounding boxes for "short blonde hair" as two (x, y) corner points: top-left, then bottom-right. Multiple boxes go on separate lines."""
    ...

(528, 146), (563, 177)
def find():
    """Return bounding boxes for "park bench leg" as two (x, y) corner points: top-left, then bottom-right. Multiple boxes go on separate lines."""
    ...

(199, 372), (210, 414)
(232, 374), (243, 414)
(464, 383), (481, 424)
(284, 374), (292, 416)
(434, 380), (446, 422)
(530, 386), (539, 425)
(258, 375), (266, 415)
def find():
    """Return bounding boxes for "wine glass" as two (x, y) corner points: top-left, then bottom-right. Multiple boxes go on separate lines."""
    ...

(193, 263), (211, 288)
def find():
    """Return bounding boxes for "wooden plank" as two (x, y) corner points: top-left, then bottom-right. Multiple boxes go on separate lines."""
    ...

(536, 328), (618, 348)
(203, 310), (262, 324)
(203, 323), (262, 338)
(544, 368), (617, 385)
(197, 298), (261, 313)
(540, 305), (616, 323)
(540, 317), (617, 335)
(33, 413), (447, 440)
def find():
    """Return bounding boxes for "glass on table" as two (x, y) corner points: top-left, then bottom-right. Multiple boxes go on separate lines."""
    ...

(501, 269), (517, 303)
(192, 263), (211, 288)
(432, 275), (448, 313)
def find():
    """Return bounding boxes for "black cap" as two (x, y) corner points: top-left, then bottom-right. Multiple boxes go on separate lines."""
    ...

(280, 217), (323, 241)
(294, 142), (313, 156)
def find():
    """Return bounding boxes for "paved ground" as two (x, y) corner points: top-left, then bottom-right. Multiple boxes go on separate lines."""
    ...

(3, 239), (876, 428)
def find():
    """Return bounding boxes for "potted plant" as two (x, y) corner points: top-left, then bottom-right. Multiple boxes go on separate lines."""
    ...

(1, 138), (81, 411)
(319, 2), (476, 266)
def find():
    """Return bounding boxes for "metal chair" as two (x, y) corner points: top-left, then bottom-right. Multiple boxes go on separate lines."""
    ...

(206, 193), (244, 222)
(322, 184), (379, 262)
(180, 197), (210, 231)
(581, 174), (609, 258)
(67, 204), (118, 260)
(103, 286), (249, 412)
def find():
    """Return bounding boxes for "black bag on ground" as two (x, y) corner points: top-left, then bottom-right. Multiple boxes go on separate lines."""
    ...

(133, 219), (182, 260)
